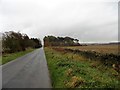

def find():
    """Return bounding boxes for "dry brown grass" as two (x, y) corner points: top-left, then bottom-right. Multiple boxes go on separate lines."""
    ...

(64, 44), (119, 55)
(65, 76), (85, 88)
(66, 68), (73, 76)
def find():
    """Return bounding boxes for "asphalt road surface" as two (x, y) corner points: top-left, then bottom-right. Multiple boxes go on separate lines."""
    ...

(2, 48), (51, 88)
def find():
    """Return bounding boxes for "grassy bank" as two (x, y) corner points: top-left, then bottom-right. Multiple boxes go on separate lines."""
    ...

(44, 47), (119, 88)
(0, 56), (1, 65)
(2, 49), (34, 65)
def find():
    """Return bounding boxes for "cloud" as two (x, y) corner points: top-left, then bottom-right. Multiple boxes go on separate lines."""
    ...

(0, 0), (118, 43)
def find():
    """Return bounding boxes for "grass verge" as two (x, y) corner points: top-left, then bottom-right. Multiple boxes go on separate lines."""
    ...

(0, 56), (1, 65)
(44, 47), (119, 88)
(2, 49), (34, 65)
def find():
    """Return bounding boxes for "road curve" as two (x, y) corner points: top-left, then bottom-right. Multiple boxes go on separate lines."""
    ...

(2, 48), (51, 88)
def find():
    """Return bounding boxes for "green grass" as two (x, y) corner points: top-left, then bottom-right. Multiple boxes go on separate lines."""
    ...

(44, 47), (119, 88)
(1, 49), (34, 65)
(0, 56), (1, 65)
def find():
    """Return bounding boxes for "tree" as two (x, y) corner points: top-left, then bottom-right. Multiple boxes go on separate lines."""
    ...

(2, 31), (22, 52)
(31, 38), (42, 48)
(43, 35), (80, 47)
(2, 31), (42, 53)
(74, 39), (80, 46)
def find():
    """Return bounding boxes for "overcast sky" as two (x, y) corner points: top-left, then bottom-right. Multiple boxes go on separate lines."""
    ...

(0, 0), (119, 43)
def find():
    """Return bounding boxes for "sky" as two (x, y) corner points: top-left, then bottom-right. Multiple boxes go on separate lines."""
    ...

(0, 0), (119, 43)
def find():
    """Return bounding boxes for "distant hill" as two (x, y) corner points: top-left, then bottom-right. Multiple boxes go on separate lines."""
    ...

(81, 42), (120, 46)
(109, 42), (120, 45)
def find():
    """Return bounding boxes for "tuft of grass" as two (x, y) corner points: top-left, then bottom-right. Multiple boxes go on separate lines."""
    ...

(66, 68), (73, 76)
(44, 47), (119, 88)
(2, 49), (34, 65)
(65, 76), (85, 88)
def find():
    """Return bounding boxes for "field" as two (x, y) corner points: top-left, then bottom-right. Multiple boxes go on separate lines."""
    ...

(62, 44), (119, 55)
(44, 47), (119, 88)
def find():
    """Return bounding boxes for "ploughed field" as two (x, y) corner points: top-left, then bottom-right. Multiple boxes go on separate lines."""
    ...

(44, 46), (120, 88)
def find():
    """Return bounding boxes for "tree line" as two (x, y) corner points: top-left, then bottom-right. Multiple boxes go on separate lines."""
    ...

(2, 31), (42, 53)
(44, 35), (80, 47)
